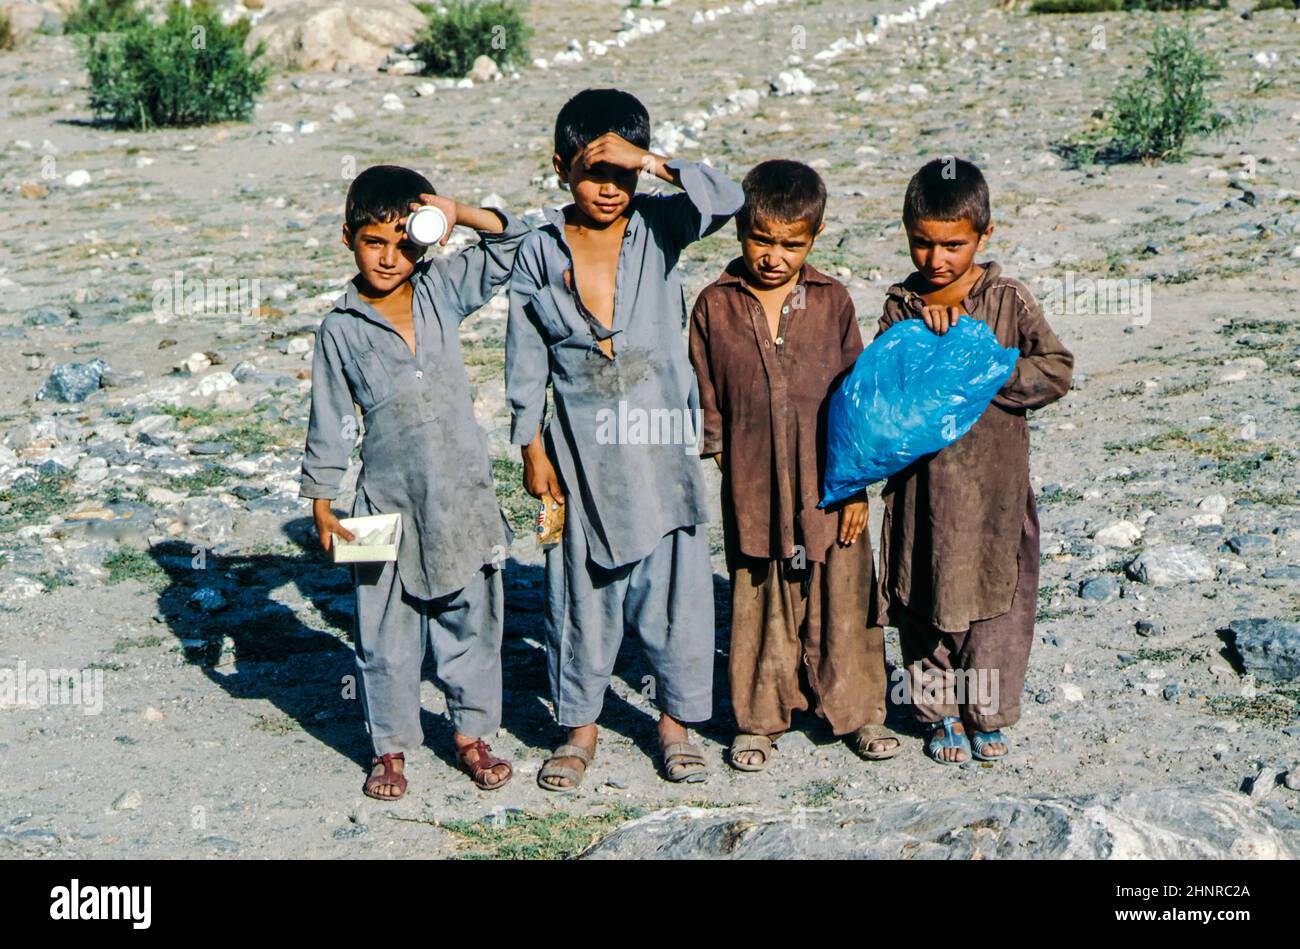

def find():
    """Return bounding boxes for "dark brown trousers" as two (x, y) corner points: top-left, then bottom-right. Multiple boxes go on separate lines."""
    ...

(896, 499), (1039, 732)
(729, 537), (887, 738)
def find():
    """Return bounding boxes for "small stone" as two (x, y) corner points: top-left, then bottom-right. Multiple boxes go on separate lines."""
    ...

(178, 352), (212, 375)
(187, 588), (228, 613)
(1247, 767), (1283, 800)
(1262, 565), (1300, 580)
(194, 372), (238, 398)
(1061, 684), (1084, 703)
(1285, 769), (1300, 792)
(1034, 691), (1052, 704)
(283, 336), (313, 356)
(36, 359), (108, 402)
(1162, 683), (1180, 701)
(64, 169), (91, 188)
(468, 54), (501, 82)
(381, 93), (405, 112)
(143, 706), (165, 722)
(1135, 619), (1165, 638)
(1094, 520), (1142, 548)
(20, 181), (49, 200)
(1223, 534), (1273, 555)
(1197, 494), (1229, 515)
(1126, 545), (1214, 586)
(111, 789), (143, 812)
(1078, 576), (1118, 603)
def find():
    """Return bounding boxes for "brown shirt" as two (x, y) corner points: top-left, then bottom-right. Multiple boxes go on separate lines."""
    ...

(876, 260), (1074, 632)
(689, 259), (863, 564)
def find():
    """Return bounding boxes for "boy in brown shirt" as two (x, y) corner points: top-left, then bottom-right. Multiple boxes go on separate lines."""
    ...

(877, 157), (1074, 765)
(689, 160), (899, 771)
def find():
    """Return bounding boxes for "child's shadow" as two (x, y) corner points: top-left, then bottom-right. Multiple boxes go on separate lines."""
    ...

(148, 518), (552, 775)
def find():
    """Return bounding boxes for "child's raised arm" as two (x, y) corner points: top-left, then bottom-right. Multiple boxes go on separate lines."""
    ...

(414, 197), (531, 322)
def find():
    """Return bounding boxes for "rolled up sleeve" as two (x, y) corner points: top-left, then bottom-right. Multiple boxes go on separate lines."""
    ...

(299, 324), (357, 500)
(428, 209), (532, 322)
(661, 158), (744, 249)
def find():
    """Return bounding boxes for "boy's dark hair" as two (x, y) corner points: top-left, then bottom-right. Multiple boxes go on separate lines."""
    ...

(902, 157), (990, 233)
(736, 159), (826, 234)
(554, 88), (651, 169)
(345, 165), (434, 235)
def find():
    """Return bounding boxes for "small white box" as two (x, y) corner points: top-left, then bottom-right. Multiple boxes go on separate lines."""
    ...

(332, 512), (402, 563)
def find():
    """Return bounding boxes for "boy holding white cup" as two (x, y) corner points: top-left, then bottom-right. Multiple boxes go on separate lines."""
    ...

(300, 165), (529, 800)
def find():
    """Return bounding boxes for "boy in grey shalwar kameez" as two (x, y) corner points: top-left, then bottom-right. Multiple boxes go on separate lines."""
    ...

(506, 89), (744, 788)
(301, 165), (529, 799)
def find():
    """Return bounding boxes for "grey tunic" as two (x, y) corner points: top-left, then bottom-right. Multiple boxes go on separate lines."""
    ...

(505, 159), (744, 569)
(300, 210), (530, 600)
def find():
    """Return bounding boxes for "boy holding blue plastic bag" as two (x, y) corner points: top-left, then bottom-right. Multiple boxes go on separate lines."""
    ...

(877, 158), (1073, 766)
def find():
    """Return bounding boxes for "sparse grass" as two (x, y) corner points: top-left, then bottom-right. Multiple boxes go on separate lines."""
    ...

(436, 804), (644, 859)
(1207, 689), (1300, 728)
(0, 11), (14, 51)
(252, 713), (300, 735)
(167, 464), (237, 495)
(1032, 0), (1225, 10)
(0, 472), (76, 532)
(103, 547), (167, 588)
(111, 634), (166, 653)
(1132, 647), (1184, 663)
(491, 457), (536, 534)
(414, 0), (532, 78)
(33, 571), (75, 593)
(1038, 486), (1084, 505)
(799, 779), (844, 808)
(1252, 0), (1299, 10)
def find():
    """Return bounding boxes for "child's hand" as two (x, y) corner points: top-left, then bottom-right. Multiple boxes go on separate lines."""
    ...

(837, 499), (868, 547)
(407, 193), (459, 245)
(920, 305), (964, 336)
(313, 499), (355, 553)
(522, 436), (566, 506)
(580, 132), (657, 177)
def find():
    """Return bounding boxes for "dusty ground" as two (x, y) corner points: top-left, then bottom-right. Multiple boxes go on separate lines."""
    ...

(1, 0), (1298, 858)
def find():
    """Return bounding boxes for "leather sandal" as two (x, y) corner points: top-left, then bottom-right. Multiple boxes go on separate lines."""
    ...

(456, 739), (513, 790)
(363, 752), (407, 800)
(537, 743), (594, 792)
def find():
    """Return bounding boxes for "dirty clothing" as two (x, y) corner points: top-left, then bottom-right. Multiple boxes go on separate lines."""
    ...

(689, 259), (862, 564)
(506, 159), (745, 571)
(727, 532), (886, 737)
(544, 517), (714, 728)
(353, 557), (504, 755)
(896, 491), (1039, 731)
(875, 260), (1073, 633)
(300, 209), (529, 600)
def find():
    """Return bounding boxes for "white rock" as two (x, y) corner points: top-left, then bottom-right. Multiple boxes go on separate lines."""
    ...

(1061, 684), (1084, 702)
(143, 706), (166, 722)
(1127, 545), (1215, 587)
(64, 170), (92, 188)
(178, 352), (212, 375)
(1094, 520), (1142, 548)
(194, 372), (238, 398)
(330, 104), (355, 123)
(111, 789), (144, 812)
(381, 93), (405, 112)
(1197, 494), (1229, 515)
(283, 335), (313, 355)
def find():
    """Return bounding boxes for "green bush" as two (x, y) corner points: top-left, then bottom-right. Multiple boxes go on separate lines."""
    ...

(0, 11), (14, 51)
(66, 0), (148, 34)
(414, 0), (532, 78)
(1107, 26), (1226, 161)
(81, 0), (268, 130)
(1252, 0), (1299, 10)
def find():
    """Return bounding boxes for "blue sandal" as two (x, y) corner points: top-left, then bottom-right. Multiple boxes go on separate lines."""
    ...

(971, 729), (1010, 762)
(927, 716), (971, 765)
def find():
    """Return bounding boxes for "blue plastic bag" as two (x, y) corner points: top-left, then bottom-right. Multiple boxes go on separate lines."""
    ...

(819, 316), (1021, 506)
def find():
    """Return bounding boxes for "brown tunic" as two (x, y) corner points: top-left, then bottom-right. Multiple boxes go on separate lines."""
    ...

(689, 259), (863, 564)
(876, 261), (1073, 633)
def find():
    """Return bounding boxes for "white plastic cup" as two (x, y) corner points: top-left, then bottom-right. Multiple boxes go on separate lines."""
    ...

(405, 205), (448, 246)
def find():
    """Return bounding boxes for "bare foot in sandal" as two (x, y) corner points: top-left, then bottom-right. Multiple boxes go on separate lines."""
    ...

(538, 723), (597, 790)
(454, 733), (512, 789)
(732, 735), (770, 769)
(364, 752), (407, 800)
(658, 713), (706, 782)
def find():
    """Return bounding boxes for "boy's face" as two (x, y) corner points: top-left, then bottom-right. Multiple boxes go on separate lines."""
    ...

(739, 215), (822, 288)
(342, 218), (425, 295)
(554, 151), (637, 226)
(905, 217), (992, 289)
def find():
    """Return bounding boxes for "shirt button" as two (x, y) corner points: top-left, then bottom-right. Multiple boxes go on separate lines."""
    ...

(781, 306), (789, 314)
(775, 337), (784, 345)
(764, 339), (770, 348)
(415, 369), (423, 379)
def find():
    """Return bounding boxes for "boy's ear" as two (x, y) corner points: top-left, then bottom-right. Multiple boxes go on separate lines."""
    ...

(815, 220), (826, 239)
(341, 224), (353, 250)
(552, 152), (570, 184)
(977, 223), (994, 251)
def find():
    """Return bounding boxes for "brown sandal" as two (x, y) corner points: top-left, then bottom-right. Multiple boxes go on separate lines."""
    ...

(456, 739), (513, 791)
(363, 752), (407, 800)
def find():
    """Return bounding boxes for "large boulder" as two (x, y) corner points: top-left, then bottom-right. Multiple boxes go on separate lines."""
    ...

(583, 787), (1300, 859)
(1229, 618), (1300, 684)
(246, 0), (427, 72)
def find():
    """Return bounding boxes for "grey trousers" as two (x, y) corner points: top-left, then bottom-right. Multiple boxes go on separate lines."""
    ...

(352, 559), (503, 756)
(544, 523), (715, 728)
